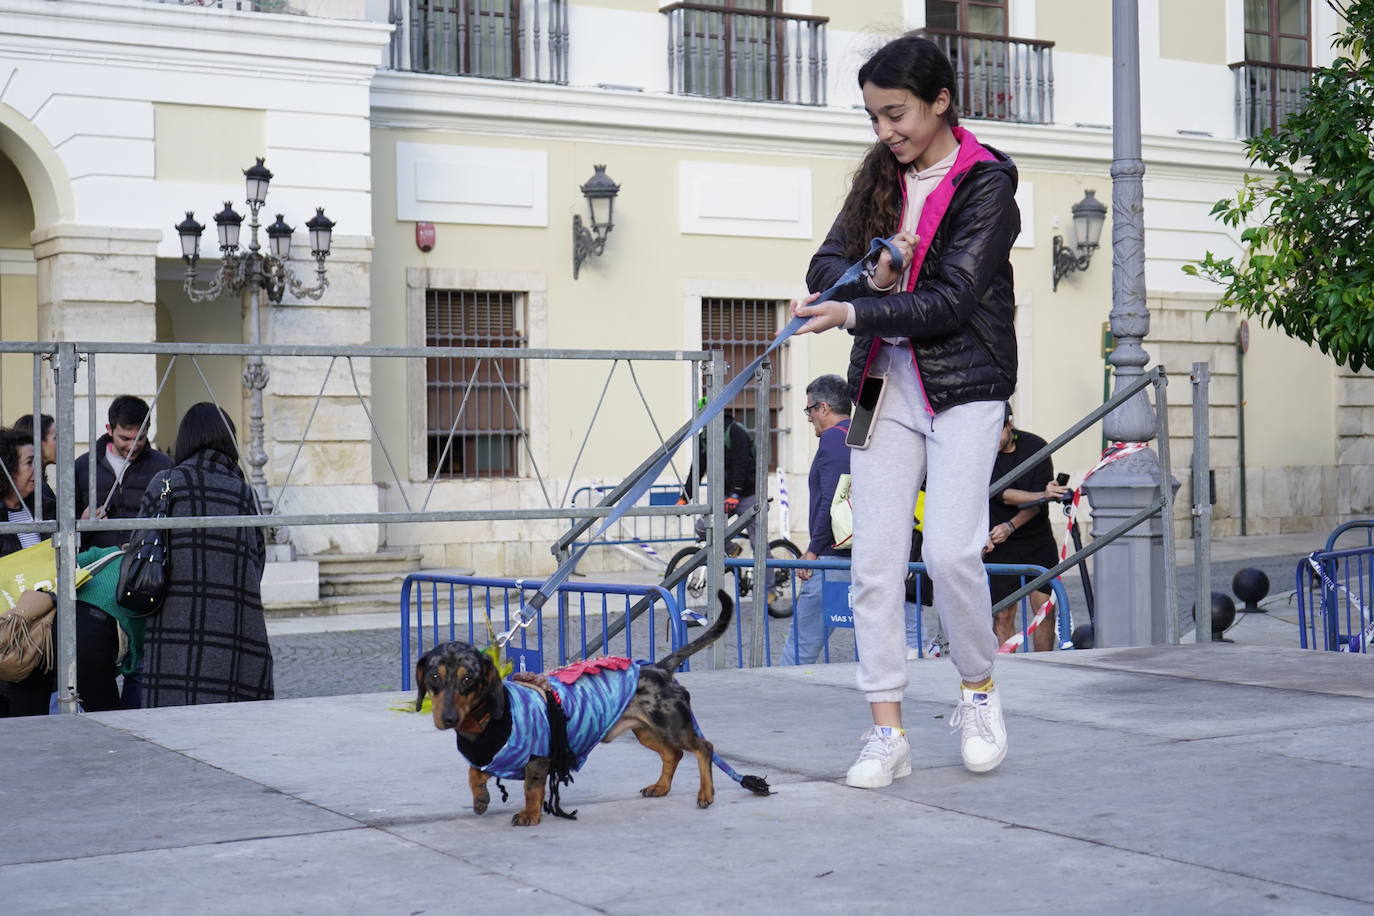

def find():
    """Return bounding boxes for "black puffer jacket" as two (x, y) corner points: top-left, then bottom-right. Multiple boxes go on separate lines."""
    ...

(807, 145), (1020, 413)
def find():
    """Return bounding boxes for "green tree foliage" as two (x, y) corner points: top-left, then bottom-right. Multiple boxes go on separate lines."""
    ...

(1185, 1), (1374, 369)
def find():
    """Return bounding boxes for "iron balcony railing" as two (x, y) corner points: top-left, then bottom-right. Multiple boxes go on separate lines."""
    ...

(390, 0), (568, 84)
(662, 3), (828, 107)
(148, 0), (285, 9)
(1231, 60), (1316, 139)
(915, 28), (1054, 125)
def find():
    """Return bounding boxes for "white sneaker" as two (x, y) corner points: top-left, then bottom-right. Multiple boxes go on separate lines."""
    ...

(845, 726), (911, 789)
(950, 685), (1007, 773)
(905, 646), (921, 660)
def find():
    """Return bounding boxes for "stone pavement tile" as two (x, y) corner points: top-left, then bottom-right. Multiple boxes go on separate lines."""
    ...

(388, 779), (1362, 916)
(1208, 723), (1374, 771)
(1, 825), (599, 916)
(880, 738), (1374, 909)
(0, 715), (356, 868)
(1028, 644), (1374, 699)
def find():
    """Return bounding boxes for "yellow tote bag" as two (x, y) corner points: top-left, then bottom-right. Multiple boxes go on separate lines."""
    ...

(0, 541), (93, 611)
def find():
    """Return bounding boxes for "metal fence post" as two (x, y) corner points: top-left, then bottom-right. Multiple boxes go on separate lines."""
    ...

(54, 342), (80, 714)
(748, 361), (770, 667)
(706, 352), (725, 669)
(1192, 362), (1213, 642)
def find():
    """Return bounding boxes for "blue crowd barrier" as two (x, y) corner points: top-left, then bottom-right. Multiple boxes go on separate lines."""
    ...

(1324, 519), (1374, 553)
(664, 556), (1073, 667)
(1297, 545), (1374, 653)
(400, 573), (685, 690)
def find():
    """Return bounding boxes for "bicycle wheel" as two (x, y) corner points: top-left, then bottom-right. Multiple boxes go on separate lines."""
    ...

(664, 545), (709, 611)
(765, 538), (802, 618)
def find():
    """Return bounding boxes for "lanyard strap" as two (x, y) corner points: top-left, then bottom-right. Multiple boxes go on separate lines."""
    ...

(497, 237), (903, 646)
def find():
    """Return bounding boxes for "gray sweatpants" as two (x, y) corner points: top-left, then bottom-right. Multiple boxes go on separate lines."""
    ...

(850, 342), (1004, 702)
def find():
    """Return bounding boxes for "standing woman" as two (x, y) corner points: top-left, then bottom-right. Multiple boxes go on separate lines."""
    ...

(790, 35), (1020, 785)
(138, 403), (273, 706)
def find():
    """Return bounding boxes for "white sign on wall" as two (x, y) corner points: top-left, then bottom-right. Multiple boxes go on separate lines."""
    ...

(396, 142), (548, 227)
(679, 161), (813, 240)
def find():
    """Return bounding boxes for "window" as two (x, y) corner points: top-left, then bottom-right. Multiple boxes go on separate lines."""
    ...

(663, 1), (829, 106)
(926, 0), (1007, 34)
(1244, 0), (1309, 65)
(701, 297), (789, 469)
(409, 0), (521, 78)
(1234, 0), (1314, 137)
(425, 289), (527, 478)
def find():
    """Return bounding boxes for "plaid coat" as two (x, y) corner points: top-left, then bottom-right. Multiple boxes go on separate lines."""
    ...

(137, 448), (273, 707)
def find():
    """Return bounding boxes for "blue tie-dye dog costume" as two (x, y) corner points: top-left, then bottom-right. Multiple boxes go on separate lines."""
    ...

(482, 658), (643, 781)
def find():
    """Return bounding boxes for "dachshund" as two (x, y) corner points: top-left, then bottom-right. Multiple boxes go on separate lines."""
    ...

(416, 591), (764, 826)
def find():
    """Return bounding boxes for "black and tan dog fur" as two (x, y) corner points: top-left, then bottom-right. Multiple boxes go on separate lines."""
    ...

(416, 592), (734, 826)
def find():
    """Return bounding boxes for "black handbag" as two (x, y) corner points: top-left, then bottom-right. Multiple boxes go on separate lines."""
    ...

(116, 474), (173, 618)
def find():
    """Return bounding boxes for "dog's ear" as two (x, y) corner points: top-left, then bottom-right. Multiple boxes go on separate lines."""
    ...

(481, 651), (508, 720)
(415, 648), (433, 712)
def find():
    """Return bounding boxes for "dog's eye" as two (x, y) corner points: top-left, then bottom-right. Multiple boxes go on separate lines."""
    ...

(427, 673), (441, 686)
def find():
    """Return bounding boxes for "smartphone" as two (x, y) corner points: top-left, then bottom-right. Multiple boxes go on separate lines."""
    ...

(845, 372), (887, 449)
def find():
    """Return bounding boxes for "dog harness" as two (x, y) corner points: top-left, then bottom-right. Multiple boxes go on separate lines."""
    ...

(480, 657), (642, 781)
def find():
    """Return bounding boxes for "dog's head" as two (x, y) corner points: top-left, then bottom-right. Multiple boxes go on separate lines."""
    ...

(414, 641), (507, 735)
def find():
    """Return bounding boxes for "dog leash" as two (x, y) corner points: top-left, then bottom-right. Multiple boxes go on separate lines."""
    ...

(494, 236), (905, 648)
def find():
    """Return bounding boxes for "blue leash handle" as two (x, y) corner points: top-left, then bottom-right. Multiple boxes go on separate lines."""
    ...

(497, 237), (902, 645)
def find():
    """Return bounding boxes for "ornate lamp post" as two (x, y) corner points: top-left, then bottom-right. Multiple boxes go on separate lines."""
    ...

(175, 158), (335, 549)
(572, 164), (620, 279)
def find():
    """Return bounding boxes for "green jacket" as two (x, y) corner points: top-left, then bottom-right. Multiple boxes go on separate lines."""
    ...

(77, 546), (144, 675)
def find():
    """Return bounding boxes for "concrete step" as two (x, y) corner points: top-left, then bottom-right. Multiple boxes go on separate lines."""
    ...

(306, 549), (424, 578)
(320, 571), (411, 598)
(264, 592), (399, 619)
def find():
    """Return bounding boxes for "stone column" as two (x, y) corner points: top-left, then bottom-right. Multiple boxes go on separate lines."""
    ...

(31, 224), (160, 447)
(262, 234), (380, 559)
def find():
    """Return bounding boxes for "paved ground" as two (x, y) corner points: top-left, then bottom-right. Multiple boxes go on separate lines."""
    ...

(5, 643), (1372, 914)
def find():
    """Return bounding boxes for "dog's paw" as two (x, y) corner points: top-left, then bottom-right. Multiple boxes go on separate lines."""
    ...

(511, 810), (542, 827)
(472, 790), (490, 816)
(696, 788), (715, 809)
(640, 783), (670, 798)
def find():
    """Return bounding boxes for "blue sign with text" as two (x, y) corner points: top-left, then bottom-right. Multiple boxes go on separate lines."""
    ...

(823, 580), (854, 629)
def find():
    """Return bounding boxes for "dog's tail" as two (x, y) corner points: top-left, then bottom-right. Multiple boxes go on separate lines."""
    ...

(655, 590), (732, 673)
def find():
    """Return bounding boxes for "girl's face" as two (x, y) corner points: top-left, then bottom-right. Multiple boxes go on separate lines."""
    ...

(862, 83), (952, 169)
(41, 427), (55, 465)
(8, 445), (34, 503)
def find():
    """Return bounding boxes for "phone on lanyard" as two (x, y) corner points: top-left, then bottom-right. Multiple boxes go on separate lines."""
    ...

(845, 372), (887, 449)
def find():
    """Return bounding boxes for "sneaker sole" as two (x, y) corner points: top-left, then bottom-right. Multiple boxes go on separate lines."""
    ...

(962, 744), (1007, 774)
(845, 760), (912, 789)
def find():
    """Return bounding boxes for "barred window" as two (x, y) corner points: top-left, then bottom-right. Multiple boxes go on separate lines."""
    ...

(426, 289), (527, 478)
(701, 297), (789, 469)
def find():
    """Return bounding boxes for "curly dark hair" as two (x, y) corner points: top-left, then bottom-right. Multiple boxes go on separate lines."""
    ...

(836, 35), (960, 260)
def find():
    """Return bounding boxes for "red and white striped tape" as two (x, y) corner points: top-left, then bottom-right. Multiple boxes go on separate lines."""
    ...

(996, 441), (1150, 653)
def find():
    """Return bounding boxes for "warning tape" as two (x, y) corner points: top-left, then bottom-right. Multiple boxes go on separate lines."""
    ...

(1305, 553), (1374, 652)
(997, 441), (1150, 653)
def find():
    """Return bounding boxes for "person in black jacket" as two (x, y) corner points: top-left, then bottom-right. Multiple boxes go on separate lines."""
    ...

(789, 35), (1018, 786)
(680, 409), (758, 544)
(75, 395), (173, 549)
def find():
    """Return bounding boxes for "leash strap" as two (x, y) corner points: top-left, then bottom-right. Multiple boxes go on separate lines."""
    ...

(496, 237), (904, 646)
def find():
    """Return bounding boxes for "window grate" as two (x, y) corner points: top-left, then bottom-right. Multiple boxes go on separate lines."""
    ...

(426, 289), (527, 478)
(701, 297), (789, 469)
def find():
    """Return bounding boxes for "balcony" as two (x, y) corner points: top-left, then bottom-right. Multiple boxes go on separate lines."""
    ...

(1231, 60), (1316, 139)
(662, 3), (827, 107)
(389, 0), (568, 84)
(914, 28), (1054, 125)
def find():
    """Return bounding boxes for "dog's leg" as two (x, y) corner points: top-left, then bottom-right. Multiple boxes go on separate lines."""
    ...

(512, 756), (550, 826)
(689, 736), (715, 809)
(632, 726), (684, 798)
(469, 767), (491, 816)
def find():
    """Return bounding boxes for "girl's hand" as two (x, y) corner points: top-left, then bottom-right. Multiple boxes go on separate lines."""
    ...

(872, 231), (918, 289)
(785, 292), (849, 336)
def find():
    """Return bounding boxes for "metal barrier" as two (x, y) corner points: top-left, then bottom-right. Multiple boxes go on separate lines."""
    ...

(665, 556), (1073, 668)
(400, 572), (685, 689)
(1296, 546), (1374, 653)
(1324, 520), (1374, 553)
(567, 482), (696, 553)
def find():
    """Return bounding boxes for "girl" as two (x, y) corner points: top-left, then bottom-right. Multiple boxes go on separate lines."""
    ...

(790, 35), (1020, 785)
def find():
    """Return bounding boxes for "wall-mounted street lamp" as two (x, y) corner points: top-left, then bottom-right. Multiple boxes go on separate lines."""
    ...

(1051, 189), (1108, 291)
(572, 164), (620, 279)
(174, 157), (336, 550)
